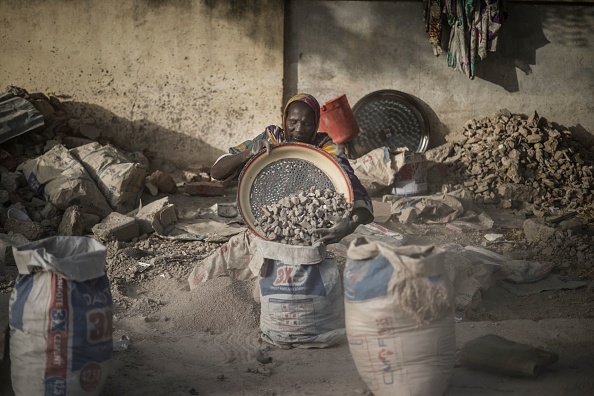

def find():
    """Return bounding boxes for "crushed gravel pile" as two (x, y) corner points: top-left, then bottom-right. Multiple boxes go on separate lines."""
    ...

(444, 110), (594, 215)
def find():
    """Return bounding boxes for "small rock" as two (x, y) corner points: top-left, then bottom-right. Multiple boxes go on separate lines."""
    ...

(146, 170), (177, 194)
(4, 218), (45, 240)
(484, 233), (504, 242)
(523, 218), (556, 243)
(58, 206), (85, 236)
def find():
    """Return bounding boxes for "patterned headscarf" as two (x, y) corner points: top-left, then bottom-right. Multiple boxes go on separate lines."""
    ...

(282, 93), (321, 138)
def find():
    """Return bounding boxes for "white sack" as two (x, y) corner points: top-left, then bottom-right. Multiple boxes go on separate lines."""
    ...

(9, 236), (113, 396)
(257, 239), (344, 348)
(344, 238), (456, 396)
(350, 147), (394, 195)
(71, 142), (147, 213)
(20, 144), (112, 218)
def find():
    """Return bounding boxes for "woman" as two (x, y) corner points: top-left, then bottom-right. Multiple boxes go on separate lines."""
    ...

(210, 93), (374, 245)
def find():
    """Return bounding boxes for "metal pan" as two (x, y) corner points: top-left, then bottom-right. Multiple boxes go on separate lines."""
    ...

(347, 89), (430, 159)
(237, 143), (354, 239)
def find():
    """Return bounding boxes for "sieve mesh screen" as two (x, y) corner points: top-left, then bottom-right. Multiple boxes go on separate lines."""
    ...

(249, 158), (334, 219)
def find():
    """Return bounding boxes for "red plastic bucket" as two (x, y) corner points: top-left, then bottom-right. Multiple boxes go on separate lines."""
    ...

(319, 94), (360, 144)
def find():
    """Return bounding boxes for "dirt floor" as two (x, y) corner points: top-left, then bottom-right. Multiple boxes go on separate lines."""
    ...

(1, 188), (593, 396)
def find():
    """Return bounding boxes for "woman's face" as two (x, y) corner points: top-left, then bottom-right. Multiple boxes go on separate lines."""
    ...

(285, 101), (317, 143)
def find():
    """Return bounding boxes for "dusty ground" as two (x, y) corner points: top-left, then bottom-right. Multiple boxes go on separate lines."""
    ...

(1, 188), (593, 396)
(1, 91), (592, 395)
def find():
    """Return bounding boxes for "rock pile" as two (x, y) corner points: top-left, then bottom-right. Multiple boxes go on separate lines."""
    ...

(444, 110), (594, 215)
(253, 187), (351, 246)
(0, 96), (95, 243)
(0, 87), (217, 294)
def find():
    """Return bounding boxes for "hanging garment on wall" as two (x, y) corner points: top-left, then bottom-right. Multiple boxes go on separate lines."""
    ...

(445, 0), (470, 77)
(423, 0), (444, 56)
(468, 0), (481, 77)
(442, 0), (508, 79)
(481, 0), (508, 58)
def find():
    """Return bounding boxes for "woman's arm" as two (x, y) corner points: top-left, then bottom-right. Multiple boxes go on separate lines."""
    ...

(210, 139), (272, 181)
(210, 150), (253, 181)
(314, 206), (374, 245)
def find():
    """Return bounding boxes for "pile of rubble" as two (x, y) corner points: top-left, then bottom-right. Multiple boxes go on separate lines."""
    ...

(433, 109), (594, 271)
(443, 109), (594, 215)
(0, 87), (223, 292)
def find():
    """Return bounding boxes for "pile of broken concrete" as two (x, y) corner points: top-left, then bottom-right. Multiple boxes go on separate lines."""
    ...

(0, 87), (223, 292)
(427, 109), (594, 270)
(441, 109), (593, 215)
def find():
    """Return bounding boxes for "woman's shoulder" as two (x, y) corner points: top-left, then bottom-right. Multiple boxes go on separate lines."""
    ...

(312, 132), (334, 146)
(264, 125), (285, 143)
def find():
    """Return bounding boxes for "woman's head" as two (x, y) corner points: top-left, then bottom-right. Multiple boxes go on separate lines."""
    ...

(282, 93), (320, 143)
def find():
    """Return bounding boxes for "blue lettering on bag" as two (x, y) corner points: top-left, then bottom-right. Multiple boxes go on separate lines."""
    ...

(27, 173), (45, 197)
(260, 261), (327, 297)
(9, 274), (34, 331)
(70, 275), (114, 370)
(344, 255), (393, 301)
(44, 376), (67, 396)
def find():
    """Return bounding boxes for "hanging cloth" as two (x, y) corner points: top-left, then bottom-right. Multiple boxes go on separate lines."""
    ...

(481, 0), (508, 59)
(424, 0), (444, 56)
(445, 0), (470, 78)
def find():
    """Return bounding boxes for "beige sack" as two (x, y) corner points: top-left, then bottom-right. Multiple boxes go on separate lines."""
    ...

(344, 238), (456, 396)
(20, 144), (112, 218)
(350, 147), (394, 195)
(71, 142), (147, 213)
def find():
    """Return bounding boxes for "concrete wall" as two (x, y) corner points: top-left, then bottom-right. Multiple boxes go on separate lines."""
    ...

(286, 1), (594, 149)
(0, 0), (284, 166)
(1, 1), (593, 167)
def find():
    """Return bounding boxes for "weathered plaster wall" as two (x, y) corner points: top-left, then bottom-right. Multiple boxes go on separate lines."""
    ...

(2, 1), (593, 167)
(0, 0), (284, 166)
(286, 1), (594, 149)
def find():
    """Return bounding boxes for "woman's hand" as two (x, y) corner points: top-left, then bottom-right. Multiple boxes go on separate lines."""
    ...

(314, 217), (358, 245)
(313, 207), (373, 245)
(251, 139), (273, 156)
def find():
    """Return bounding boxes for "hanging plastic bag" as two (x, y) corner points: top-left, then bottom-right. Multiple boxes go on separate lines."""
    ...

(9, 236), (113, 396)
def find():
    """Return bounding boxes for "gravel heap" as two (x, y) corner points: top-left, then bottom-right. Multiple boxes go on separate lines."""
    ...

(253, 187), (351, 246)
(444, 109), (594, 215)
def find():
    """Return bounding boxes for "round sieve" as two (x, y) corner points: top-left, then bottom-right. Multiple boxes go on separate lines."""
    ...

(347, 89), (430, 159)
(237, 143), (354, 239)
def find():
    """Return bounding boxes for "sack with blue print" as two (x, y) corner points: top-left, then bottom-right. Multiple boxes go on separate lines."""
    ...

(255, 238), (345, 349)
(9, 236), (113, 396)
(344, 237), (455, 396)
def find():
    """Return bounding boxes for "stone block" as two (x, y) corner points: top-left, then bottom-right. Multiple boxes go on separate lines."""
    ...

(151, 205), (178, 235)
(498, 183), (534, 202)
(559, 218), (584, 235)
(133, 197), (173, 235)
(92, 212), (139, 242)
(0, 233), (30, 267)
(41, 202), (61, 219)
(4, 218), (45, 240)
(32, 99), (55, 117)
(146, 170), (177, 194)
(523, 218), (556, 243)
(424, 143), (454, 163)
(79, 123), (102, 140)
(183, 181), (226, 196)
(58, 206), (85, 236)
